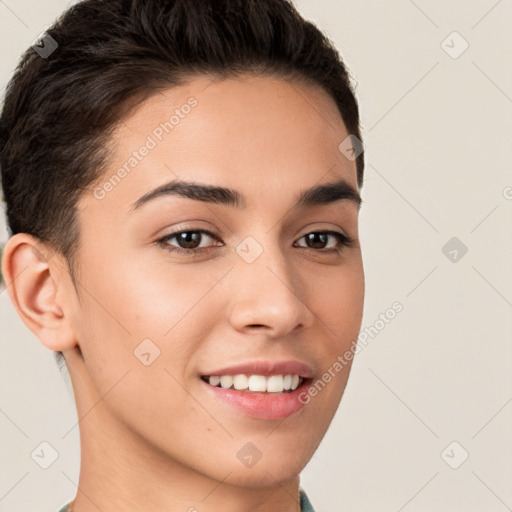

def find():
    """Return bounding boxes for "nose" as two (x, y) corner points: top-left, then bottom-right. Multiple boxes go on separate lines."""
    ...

(227, 238), (315, 338)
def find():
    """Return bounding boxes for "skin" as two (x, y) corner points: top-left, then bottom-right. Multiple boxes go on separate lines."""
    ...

(2, 74), (364, 511)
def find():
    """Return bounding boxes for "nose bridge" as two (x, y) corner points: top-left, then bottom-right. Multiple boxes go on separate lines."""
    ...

(228, 233), (314, 334)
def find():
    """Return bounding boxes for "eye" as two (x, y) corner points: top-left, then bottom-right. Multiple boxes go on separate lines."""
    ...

(156, 229), (221, 255)
(294, 231), (354, 252)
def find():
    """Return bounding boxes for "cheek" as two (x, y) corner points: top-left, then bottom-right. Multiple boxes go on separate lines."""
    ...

(81, 247), (215, 333)
(311, 259), (364, 336)
(305, 258), (363, 400)
(74, 249), (229, 386)
(72, 263), (207, 435)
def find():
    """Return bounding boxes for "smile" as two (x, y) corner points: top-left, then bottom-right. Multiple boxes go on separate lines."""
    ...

(200, 374), (312, 420)
(201, 374), (304, 393)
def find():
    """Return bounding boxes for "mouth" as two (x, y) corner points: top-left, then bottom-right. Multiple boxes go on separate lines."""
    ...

(200, 373), (306, 393)
(199, 371), (313, 420)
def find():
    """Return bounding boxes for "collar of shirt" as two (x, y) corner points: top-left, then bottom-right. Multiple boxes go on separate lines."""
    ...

(300, 487), (316, 511)
(58, 489), (316, 512)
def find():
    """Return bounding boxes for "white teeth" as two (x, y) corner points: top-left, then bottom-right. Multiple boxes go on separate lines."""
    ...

(220, 375), (233, 389)
(248, 375), (267, 392)
(209, 375), (221, 387)
(267, 375), (284, 393)
(204, 374), (304, 393)
(233, 374), (249, 390)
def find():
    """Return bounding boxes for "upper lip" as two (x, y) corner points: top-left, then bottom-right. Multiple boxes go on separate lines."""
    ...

(200, 360), (314, 379)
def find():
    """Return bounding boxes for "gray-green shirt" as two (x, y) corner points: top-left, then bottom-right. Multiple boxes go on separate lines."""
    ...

(58, 488), (316, 511)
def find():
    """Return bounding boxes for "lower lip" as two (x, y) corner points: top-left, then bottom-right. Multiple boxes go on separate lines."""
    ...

(200, 378), (311, 420)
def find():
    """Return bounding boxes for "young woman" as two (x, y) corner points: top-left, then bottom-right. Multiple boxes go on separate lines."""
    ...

(0, 1), (365, 510)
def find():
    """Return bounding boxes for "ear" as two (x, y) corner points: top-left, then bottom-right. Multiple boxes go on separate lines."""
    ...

(1, 233), (77, 352)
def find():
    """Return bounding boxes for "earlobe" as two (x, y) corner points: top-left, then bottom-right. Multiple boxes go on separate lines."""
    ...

(1, 233), (78, 352)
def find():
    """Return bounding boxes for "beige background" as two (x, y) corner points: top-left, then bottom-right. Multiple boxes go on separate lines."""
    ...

(1, 1), (511, 511)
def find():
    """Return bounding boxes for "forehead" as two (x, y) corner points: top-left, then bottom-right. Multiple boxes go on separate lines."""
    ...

(84, 74), (357, 217)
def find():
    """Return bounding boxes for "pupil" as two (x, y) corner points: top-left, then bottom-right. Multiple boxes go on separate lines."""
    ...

(306, 232), (327, 248)
(179, 232), (201, 249)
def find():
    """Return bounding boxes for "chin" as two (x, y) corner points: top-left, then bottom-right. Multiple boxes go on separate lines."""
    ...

(221, 464), (303, 488)
(201, 446), (310, 488)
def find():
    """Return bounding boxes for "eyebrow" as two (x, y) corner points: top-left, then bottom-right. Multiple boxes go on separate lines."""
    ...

(129, 177), (362, 213)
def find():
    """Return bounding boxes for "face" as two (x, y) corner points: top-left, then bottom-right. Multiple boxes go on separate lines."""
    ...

(68, 74), (364, 486)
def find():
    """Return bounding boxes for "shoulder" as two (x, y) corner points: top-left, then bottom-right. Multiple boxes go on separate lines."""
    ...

(57, 504), (72, 512)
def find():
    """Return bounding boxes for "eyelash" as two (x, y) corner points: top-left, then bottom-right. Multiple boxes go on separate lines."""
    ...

(156, 228), (355, 256)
